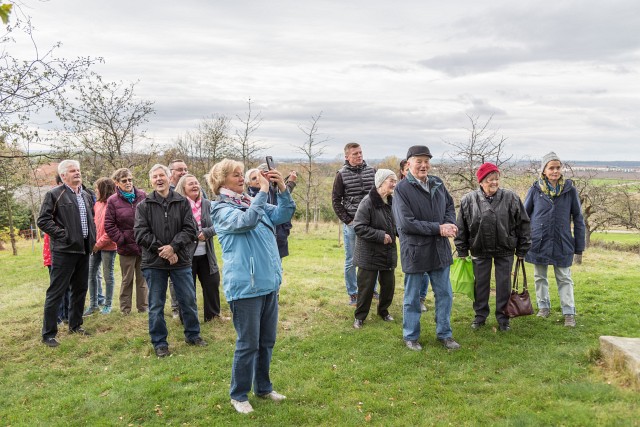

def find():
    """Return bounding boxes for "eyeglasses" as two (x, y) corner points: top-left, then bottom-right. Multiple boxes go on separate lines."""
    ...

(120, 178), (133, 183)
(171, 168), (188, 172)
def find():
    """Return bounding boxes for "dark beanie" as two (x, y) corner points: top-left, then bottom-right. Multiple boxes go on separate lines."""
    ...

(406, 145), (432, 160)
(476, 163), (500, 183)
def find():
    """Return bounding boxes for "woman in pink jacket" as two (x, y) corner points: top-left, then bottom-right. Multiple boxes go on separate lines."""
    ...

(84, 177), (118, 315)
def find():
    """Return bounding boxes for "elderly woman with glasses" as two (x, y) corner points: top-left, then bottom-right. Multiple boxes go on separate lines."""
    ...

(208, 159), (295, 415)
(104, 168), (149, 315)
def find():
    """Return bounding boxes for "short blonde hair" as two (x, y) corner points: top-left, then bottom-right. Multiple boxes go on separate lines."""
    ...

(174, 173), (198, 198)
(207, 159), (244, 196)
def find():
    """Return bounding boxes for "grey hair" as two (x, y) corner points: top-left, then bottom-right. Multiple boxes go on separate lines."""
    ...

(244, 168), (260, 186)
(58, 160), (80, 177)
(148, 164), (171, 180)
(174, 173), (197, 197)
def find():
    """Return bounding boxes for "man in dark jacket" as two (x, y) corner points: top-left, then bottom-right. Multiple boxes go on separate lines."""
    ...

(37, 160), (96, 347)
(392, 146), (460, 351)
(134, 164), (205, 357)
(331, 142), (376, 305)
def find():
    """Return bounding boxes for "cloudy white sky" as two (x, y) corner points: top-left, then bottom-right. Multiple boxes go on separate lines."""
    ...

(11, 0), (640, 161)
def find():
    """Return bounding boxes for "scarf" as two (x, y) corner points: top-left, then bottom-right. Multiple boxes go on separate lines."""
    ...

(538, 175), (565, 198)
(187, 196), (202, 230)
(219, 188), (252, 209)
(119, 188), (136, 204)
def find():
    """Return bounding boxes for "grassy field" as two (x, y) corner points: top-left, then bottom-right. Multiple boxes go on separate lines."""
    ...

(1, 223), (639, 426)
(591, 231), (640, 245)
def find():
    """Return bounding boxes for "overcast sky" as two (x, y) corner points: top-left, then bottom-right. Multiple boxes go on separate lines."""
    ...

(12, 0), (640, 162)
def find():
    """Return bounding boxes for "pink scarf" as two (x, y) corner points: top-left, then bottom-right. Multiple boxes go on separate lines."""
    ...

(187, 197), (202, 230)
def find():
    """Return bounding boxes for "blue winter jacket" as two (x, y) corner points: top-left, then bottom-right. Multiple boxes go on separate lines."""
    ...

(524, 179), (585, 268)
(393, 173), (456, 273)
(211, 190), (295, 302)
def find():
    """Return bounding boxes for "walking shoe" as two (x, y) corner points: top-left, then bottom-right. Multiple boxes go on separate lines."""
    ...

(82, 306), (99, 317)
(353, 319), (363, 329)
(564, 314), (576, 328)
(101, 306), (112, 314)
(349, 294), (357, 306)
(373, 291), (380, 300)
(185, 337), (208, 346)
(382, 314), (394, 322)
(257, 391), (286, 402)
(537, 308), (550, 318)
(171, 309), (180, 319)
(420, 298), (428, 313)
(438, 337), (461, 350)
(471, 320), (486, 329)
(155, 345), (171, 358)
(42, 337), (60, 347)
(231, 399), (254, 414)
(499, 323), (511, 332)
(68, 327), (91, 336)
(404, 340), (422, 351)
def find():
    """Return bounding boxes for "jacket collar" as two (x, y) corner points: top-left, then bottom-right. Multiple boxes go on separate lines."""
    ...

(369, 186), (392, 208)
(343, 160), (368, 172)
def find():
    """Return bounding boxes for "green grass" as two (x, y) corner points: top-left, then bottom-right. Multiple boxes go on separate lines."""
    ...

(592, 231), (640, 245)
(1, 224), (639, 426)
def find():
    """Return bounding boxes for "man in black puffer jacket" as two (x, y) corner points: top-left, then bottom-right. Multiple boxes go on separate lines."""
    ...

(134, 164), (205, 358)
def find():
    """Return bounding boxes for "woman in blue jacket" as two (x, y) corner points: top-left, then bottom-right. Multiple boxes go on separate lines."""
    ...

(524, 152), (585, 327)
(208, 159), (295, 415)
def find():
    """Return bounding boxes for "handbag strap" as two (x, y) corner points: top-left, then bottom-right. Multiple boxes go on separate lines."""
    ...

(512, 258), (528, 292)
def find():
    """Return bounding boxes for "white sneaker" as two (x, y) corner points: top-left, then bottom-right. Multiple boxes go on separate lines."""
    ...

(230, 399), (254, 414)
(258, 391), (287, 402)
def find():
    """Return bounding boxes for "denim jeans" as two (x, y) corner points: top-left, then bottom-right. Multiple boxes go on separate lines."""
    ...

(533, 264), (576, 315)
(229, 291), (279, 401)
(343, 223), (357, 296)
(420, 274), (430, 300)
(142, 267), (201, 349)
(403, 267), (453, 341)
(87, 251), (116, 308)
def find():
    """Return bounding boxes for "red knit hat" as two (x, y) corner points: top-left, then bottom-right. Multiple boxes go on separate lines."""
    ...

(476, 163), (500, 182)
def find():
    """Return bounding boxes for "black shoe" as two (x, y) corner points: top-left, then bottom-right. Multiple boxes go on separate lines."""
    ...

(69, 327), (91, 336)
(186, 337), (208, 346)
(438, 337), (461, 350)
(353, 319), (363, 329)
(382, 314), (394, 322)
(42, 337), (59, 347)
(499, 324), (511, 332)
(471, 320), (486, 329)
(155, 345), (171, 357)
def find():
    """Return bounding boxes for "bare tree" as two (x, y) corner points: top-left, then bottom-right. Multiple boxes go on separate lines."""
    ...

(175, 114), (232, 180)
(55, 72), (155, 171)
(232, 98), (265, 168)
(443, 114), (512, 196)
(295, 112), (328, 232)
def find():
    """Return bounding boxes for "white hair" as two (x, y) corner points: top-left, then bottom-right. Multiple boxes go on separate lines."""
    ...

(58, 160), (80, 177)
(148, 164), (171, 180)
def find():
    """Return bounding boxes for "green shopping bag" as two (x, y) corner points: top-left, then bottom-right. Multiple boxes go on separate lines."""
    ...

(450, 257), (475, 301)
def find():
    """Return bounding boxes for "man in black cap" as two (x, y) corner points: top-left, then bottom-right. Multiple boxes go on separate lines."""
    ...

(392, 146), (460, 351)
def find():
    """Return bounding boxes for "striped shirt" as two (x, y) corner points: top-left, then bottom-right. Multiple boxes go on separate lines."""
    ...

(66, 184), (89, 238)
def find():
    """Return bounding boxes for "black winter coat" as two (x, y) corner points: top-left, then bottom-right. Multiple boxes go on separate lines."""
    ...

(353, 187), (397, 270)
(455, 188), (531, 258)
(134, 190), (197, 269)
(37, 184), (96, 254)
(104, 188), (146, 256)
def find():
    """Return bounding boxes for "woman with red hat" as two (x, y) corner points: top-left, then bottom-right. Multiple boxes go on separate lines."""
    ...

(454, 163), (531, 331)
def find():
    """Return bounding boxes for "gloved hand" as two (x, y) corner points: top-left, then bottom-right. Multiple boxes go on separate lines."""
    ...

(574, 254), (583, 265)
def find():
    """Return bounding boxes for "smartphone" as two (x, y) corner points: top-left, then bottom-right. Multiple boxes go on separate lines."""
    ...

(265, 156), (276, 170)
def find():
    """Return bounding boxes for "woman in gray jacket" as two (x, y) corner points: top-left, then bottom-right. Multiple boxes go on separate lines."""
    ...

(455, 163), (531, 332)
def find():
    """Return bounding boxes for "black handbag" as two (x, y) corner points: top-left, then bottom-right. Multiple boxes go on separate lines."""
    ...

(505, 258), (534, 318)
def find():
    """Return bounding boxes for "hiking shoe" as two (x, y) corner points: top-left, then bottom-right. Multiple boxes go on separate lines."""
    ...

(172, 309), (180, 319)
(257, 391), (286, 402)
(537, 308), (550, 318)
(564, 314), (576, 328)
(404, 340), (422, 351)
(471, 320), (486, 329)
(69, 327), (91, 336)
(353, 319), (363, 329)
(101, 306), (112, 314)
(420, 299), (428, 313)
(82, 306), (99, 317)
(373, 291), (380, 300)
(42, 337), (59, 347)
(155, 345), (171, 357)
(382, 314), (394, 322)
(349, 294), (357, 306)
(438, 337), (461, 350)
(231, 399), (254, 414)
(186, 337), (208, 346)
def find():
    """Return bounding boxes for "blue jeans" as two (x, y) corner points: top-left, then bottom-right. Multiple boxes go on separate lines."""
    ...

(87, 251), (116, 308)
(142, 267), (201, 349)
(229, 291), (279, 401)
(403, 267), (453, 341)
(420, 274), (430, 300)
(343, 223), (357, 296)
